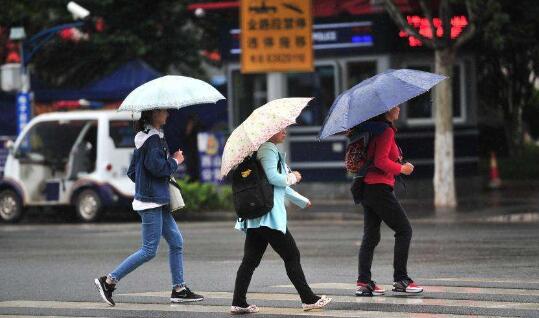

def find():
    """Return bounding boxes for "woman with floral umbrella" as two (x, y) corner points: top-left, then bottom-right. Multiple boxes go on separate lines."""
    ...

(222, 98), (332, 314)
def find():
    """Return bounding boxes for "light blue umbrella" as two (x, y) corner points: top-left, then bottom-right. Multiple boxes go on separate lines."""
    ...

(318, 69), (446, 140)
(118, 75), (225, 112)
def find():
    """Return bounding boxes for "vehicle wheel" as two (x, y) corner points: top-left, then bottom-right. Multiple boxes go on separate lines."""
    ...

(75, 189), (102, 222)
(0, 189), (24, 223)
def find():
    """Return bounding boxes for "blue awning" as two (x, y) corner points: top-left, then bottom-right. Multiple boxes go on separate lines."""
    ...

(33, 59), (161, 102)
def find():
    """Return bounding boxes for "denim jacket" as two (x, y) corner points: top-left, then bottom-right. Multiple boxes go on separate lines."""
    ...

(127, 129), (178, 204)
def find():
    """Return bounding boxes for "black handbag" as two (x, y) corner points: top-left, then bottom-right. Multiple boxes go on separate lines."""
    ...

(350, 159), (372, 204)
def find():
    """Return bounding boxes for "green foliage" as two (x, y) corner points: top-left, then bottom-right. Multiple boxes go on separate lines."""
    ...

(176, 178), (233, 212)
(0, 0), (206, 87)
(480, 144), (539, 179)
(523, 90), (539, 139)
(191, 3), (237, 67)
(219, 186), (234, 209)
(476, 0), (539, 154)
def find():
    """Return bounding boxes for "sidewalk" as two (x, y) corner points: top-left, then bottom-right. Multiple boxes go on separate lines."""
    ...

(176, 178), (539, 223)
(11, 179), (539, 224)
(286, 178), (539, 221)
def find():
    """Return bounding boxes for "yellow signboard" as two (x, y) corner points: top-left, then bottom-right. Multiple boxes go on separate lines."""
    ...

(240, 0), (313, 73)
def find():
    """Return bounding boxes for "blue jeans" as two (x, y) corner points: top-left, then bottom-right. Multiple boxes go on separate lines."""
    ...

(108, 206), (185, 288)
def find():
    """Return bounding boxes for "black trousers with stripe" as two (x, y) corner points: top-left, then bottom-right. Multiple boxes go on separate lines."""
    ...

(358, 184), (413, 282)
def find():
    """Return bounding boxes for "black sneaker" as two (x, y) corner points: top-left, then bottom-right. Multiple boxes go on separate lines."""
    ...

(94, 276), (116, 306)
(170, 286), (204, 303)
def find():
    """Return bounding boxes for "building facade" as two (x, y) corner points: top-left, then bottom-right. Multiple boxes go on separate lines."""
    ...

(198, 1), (478, 181)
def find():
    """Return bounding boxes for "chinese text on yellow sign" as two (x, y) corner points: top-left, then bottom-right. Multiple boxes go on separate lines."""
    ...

(240, 0), (313, 73)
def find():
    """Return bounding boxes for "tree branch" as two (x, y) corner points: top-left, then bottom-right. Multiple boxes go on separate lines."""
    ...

(454, 0), (477, 48)
(383, 0), (436, 49)
(439, 0), (451, 46)
(419, 0), (440, 47)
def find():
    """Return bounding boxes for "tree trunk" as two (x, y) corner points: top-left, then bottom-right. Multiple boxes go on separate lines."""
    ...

(433, 48), (457, 208)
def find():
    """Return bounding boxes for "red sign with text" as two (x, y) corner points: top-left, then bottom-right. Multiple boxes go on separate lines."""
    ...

(399, 15), (469, 47)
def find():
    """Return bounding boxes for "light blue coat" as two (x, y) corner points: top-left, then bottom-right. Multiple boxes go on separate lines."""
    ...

(235, 142), (309, 234)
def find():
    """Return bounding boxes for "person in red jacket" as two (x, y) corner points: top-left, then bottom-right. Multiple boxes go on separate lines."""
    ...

(355, 106), (424, 297)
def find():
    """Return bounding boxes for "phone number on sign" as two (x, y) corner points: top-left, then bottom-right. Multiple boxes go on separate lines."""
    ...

(249, 53), (307, 64)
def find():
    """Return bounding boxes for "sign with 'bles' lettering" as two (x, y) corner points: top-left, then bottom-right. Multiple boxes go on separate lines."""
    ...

(240, 0), (313, 73)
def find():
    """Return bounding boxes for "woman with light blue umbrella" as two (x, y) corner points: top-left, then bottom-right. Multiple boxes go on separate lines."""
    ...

(319, 69), (446, 297)
(94, 75), (224, 306)
(118, 75), (225, 112)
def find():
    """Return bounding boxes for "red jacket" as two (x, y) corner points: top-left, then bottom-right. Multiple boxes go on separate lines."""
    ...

(364, 126), (402, 187)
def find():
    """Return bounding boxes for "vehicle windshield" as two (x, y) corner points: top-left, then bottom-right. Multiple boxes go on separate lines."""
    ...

(15, 120), (89, 169)
(109, 120), (135, 148)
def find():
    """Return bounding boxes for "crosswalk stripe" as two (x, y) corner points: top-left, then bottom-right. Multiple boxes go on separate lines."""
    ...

(271, 283), (539, 296)
(0, 316), (107, 318)
(0, 300), (506, 318)
(118, 291), (539, 311)
(422, 278), (539, 284)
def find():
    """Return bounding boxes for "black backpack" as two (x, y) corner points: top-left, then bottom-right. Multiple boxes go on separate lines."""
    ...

(230, 152), (282, 221)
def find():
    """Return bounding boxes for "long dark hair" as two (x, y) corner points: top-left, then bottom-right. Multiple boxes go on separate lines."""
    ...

(368, 111), (396, 128)
(136, 110), (154, 132)
(369, 112), (387, 122)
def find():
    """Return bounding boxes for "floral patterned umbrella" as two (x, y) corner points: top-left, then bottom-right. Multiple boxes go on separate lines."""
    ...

(220, 98), (312, 178)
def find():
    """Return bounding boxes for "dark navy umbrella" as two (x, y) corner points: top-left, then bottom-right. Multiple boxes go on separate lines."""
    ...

(318, 69), (446, 140)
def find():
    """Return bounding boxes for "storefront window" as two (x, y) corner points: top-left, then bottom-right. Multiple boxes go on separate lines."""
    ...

(286, 65), (336, 126)
(452, 66), (462, 118)
(231, 70), (267, 126)
(110, 120), (135, 148)
(406, 64), (463, 122)
(407, 66), (432, 119)
(345, 61), (377, 89)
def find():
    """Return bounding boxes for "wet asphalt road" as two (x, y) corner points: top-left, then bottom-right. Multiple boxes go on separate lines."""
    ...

(1, 212), (539, 317)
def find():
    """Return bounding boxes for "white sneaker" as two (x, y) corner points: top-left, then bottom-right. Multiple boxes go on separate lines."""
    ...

(230, 304), (260, 315)
(302, 295), (332, 311)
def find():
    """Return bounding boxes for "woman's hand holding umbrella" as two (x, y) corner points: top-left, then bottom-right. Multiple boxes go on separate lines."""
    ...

(173, 150), (184, 164)
(401, 162), (414, 175)
(292, 171), (302, 183)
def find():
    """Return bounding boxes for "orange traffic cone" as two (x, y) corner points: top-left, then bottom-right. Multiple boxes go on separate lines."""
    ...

(488, 151), (502, 189)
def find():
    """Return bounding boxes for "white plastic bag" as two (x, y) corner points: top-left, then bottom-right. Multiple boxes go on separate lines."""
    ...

(169, 177), (185, 212)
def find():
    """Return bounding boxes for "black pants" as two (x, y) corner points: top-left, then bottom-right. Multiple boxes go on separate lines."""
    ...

(358, 184), (413, 282)
(232, 226), (319, 306)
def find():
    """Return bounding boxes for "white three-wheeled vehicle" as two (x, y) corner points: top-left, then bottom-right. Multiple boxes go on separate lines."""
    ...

(0, 110), (138, 222)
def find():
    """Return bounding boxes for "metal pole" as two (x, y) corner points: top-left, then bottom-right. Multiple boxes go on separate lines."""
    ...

(266, 72), (290, 157)
(16, 40), (32, 136)
(20, 43), (30, 94)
